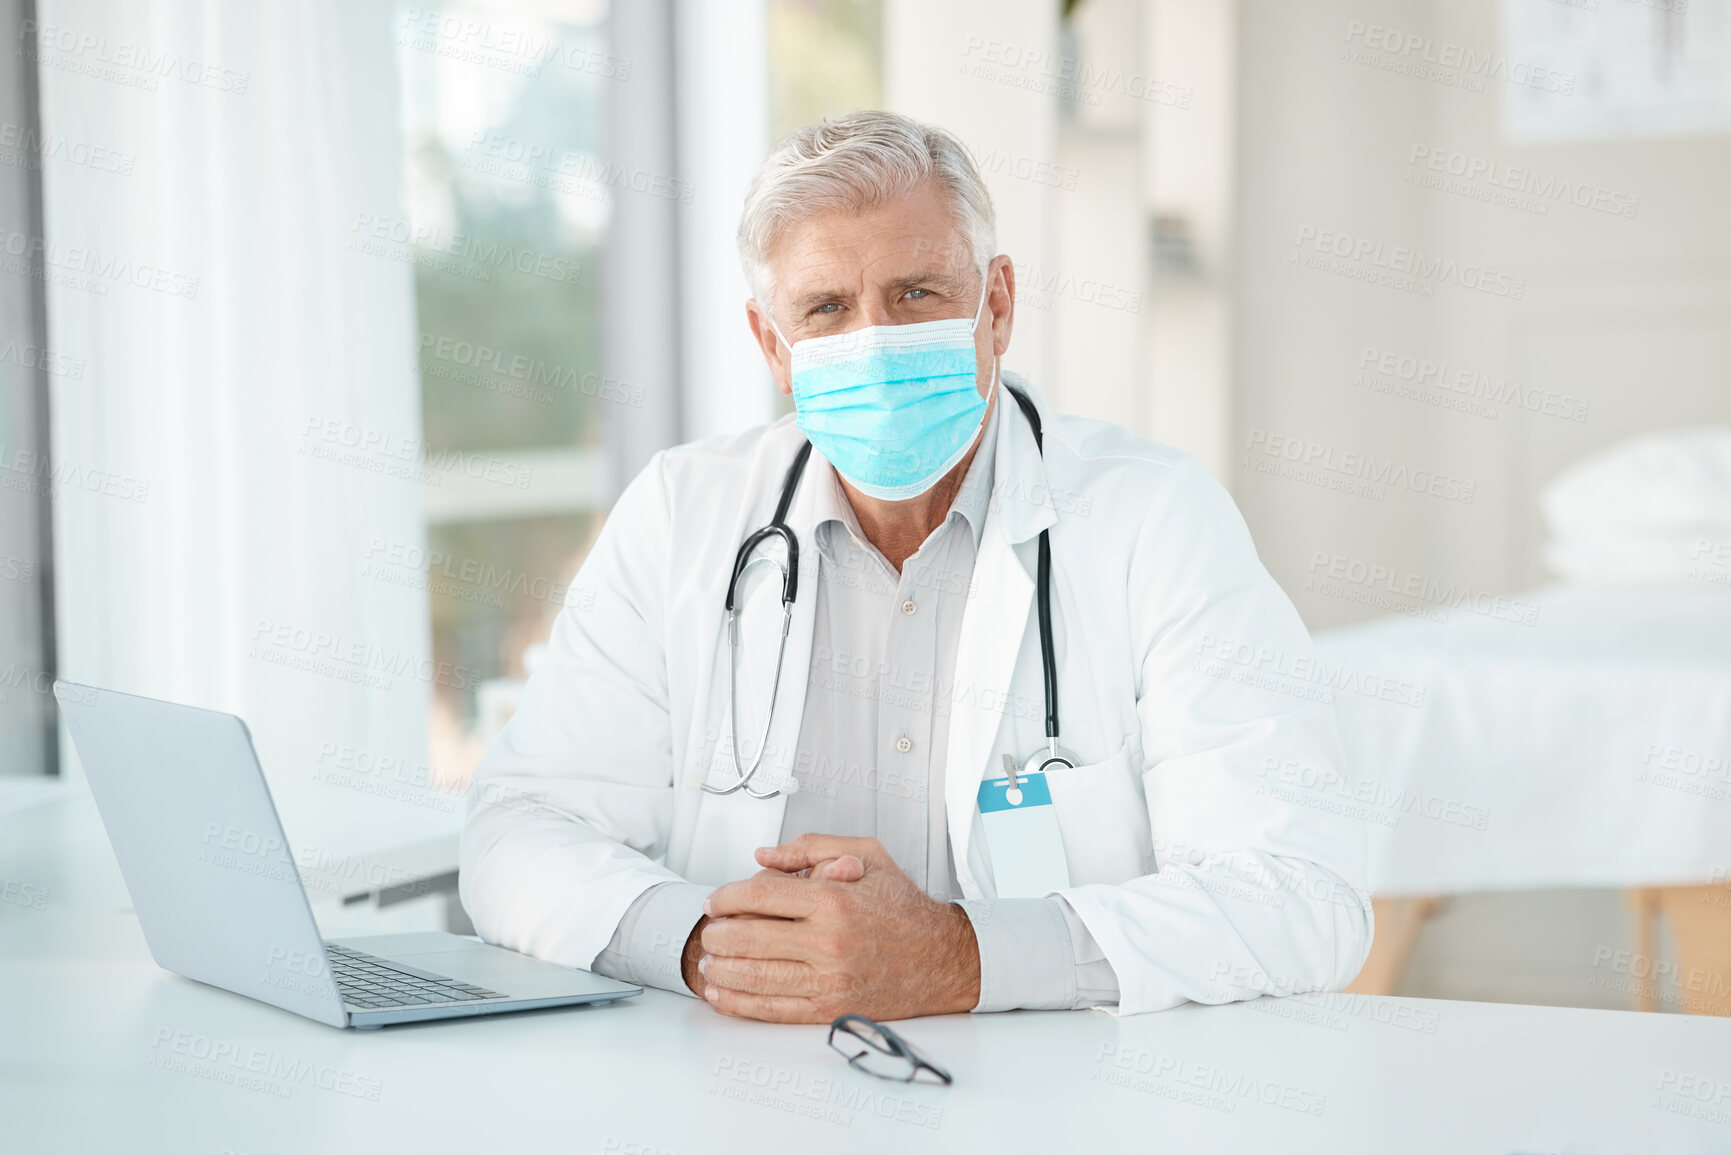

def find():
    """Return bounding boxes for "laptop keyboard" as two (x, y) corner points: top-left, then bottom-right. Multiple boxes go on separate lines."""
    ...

(327, 943), (504, 1011)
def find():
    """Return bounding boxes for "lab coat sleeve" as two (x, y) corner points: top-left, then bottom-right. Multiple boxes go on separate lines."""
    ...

(1057, 456), (1374, 1016)
(955, 895), (1122, 1011)
(460, 451), (703, 969)
(591, 881), (711, 996)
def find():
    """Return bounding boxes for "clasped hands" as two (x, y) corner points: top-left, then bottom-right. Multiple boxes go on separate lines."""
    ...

(679, 834), (981, 1024)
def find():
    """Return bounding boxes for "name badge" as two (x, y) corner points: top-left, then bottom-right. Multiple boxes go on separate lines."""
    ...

(976, 756), (1071, 898)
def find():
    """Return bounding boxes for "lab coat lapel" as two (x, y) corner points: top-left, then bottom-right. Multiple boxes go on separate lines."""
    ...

(943, 376), (1058, 897)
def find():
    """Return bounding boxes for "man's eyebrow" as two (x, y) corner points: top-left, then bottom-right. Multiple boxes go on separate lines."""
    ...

(883, 270), (969, 294)
(788, 286), (850, 313)
(786, 270), (970, 313)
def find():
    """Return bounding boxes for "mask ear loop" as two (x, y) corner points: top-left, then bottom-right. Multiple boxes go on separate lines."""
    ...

(763, 303), (792, 356)
(763, 304), (801, 399)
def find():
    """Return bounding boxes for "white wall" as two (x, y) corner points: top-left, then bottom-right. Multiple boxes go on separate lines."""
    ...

(1054, 0), (1148, 431)
(884, 0), (1060, 394)
(1143, 0), (1236, 480)
(1427, 0), (1731, 589)
(881, 0), (1235, 478)
(1234, 0), (1731, 629)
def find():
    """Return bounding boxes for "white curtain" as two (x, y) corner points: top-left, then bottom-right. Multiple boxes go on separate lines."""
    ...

(39, 0), (452, 848)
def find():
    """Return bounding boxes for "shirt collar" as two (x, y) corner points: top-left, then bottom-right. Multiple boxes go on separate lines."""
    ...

(810, 459), (866, 565)
(949, 391), (1000, 551)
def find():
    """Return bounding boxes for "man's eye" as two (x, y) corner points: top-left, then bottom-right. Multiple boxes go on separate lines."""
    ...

(905, 289), (931, 300)
(813, 303), (842, 314)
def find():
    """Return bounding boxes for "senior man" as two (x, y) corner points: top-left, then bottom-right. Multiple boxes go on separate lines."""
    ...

(461, 110), (1372, 1022)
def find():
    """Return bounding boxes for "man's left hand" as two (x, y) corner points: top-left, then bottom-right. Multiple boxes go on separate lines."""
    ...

(698, 834), (981, 1023)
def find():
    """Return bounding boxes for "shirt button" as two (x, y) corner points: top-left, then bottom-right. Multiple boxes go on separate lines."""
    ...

(900, 599), (917, 616)
(895, 736), (912, 753)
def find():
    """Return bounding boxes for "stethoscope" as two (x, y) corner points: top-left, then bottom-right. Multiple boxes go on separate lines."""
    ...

(704, 383), (1073, 800)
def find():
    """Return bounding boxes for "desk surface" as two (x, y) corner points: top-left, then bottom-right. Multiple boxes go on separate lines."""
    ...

(6, 789), (1731, 1154)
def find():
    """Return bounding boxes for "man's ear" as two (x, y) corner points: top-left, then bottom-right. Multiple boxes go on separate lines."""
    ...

(745, 299), (793, 396)
(986, 255), (1015, 359)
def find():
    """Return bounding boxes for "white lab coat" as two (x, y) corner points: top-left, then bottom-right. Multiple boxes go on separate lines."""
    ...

(461, 375), (1372, 1015)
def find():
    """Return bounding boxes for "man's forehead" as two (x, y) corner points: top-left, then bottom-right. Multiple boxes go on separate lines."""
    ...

(780, 248), (970, 299)
(768, 197), (975, 297)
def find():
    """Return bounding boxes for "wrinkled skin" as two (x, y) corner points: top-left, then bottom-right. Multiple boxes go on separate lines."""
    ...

(681, 835), (981, 1023)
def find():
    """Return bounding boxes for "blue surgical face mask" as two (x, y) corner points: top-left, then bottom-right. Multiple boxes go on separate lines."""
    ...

(770, 286), (997, 501)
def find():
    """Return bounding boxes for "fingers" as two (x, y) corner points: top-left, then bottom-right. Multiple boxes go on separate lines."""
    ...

(755, 834), (890, 875)
(700, 911), (812, 961)
(705, 874), (826, 921)
(752, 857), (862, 882)
(809, 854), (865, 883)
(700, 954), (823, 998)
(704, 984), (826, 1023)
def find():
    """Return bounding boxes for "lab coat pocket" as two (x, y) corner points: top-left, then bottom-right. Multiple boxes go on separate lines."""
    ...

(1043, 741), (1153, 885)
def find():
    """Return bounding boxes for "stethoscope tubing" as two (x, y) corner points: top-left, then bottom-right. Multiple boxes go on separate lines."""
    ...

(705, 385), (1067, 798)
(711, 598), (792, 799)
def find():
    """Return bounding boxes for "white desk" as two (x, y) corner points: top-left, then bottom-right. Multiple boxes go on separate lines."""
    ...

(6, 791), (1731, 1153)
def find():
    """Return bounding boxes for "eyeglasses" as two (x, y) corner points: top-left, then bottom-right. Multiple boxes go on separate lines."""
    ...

(827, 1014), (952, 1085)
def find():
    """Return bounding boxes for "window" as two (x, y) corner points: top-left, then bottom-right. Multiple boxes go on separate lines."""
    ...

(392, 0), (881, 787)
(0, 0), (55, 780)
(395, 0), (633, 786)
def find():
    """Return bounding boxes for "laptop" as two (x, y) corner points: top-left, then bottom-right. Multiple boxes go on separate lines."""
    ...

(54, 681), (641, 1028)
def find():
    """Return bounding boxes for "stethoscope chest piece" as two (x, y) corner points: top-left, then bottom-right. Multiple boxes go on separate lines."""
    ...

(1025, 746), (1079, 778)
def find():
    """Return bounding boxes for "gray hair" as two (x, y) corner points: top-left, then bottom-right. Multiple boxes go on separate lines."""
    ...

(737, 110), (997, 311)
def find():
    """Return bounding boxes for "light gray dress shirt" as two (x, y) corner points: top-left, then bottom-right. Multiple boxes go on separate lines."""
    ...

(594, 403), (1121, 1010)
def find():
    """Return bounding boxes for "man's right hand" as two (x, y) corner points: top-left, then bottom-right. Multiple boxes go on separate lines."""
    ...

(681, 854), (866, 997)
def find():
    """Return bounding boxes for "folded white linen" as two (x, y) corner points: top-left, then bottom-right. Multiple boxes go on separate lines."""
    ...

(1541, 427), (1731, 583)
